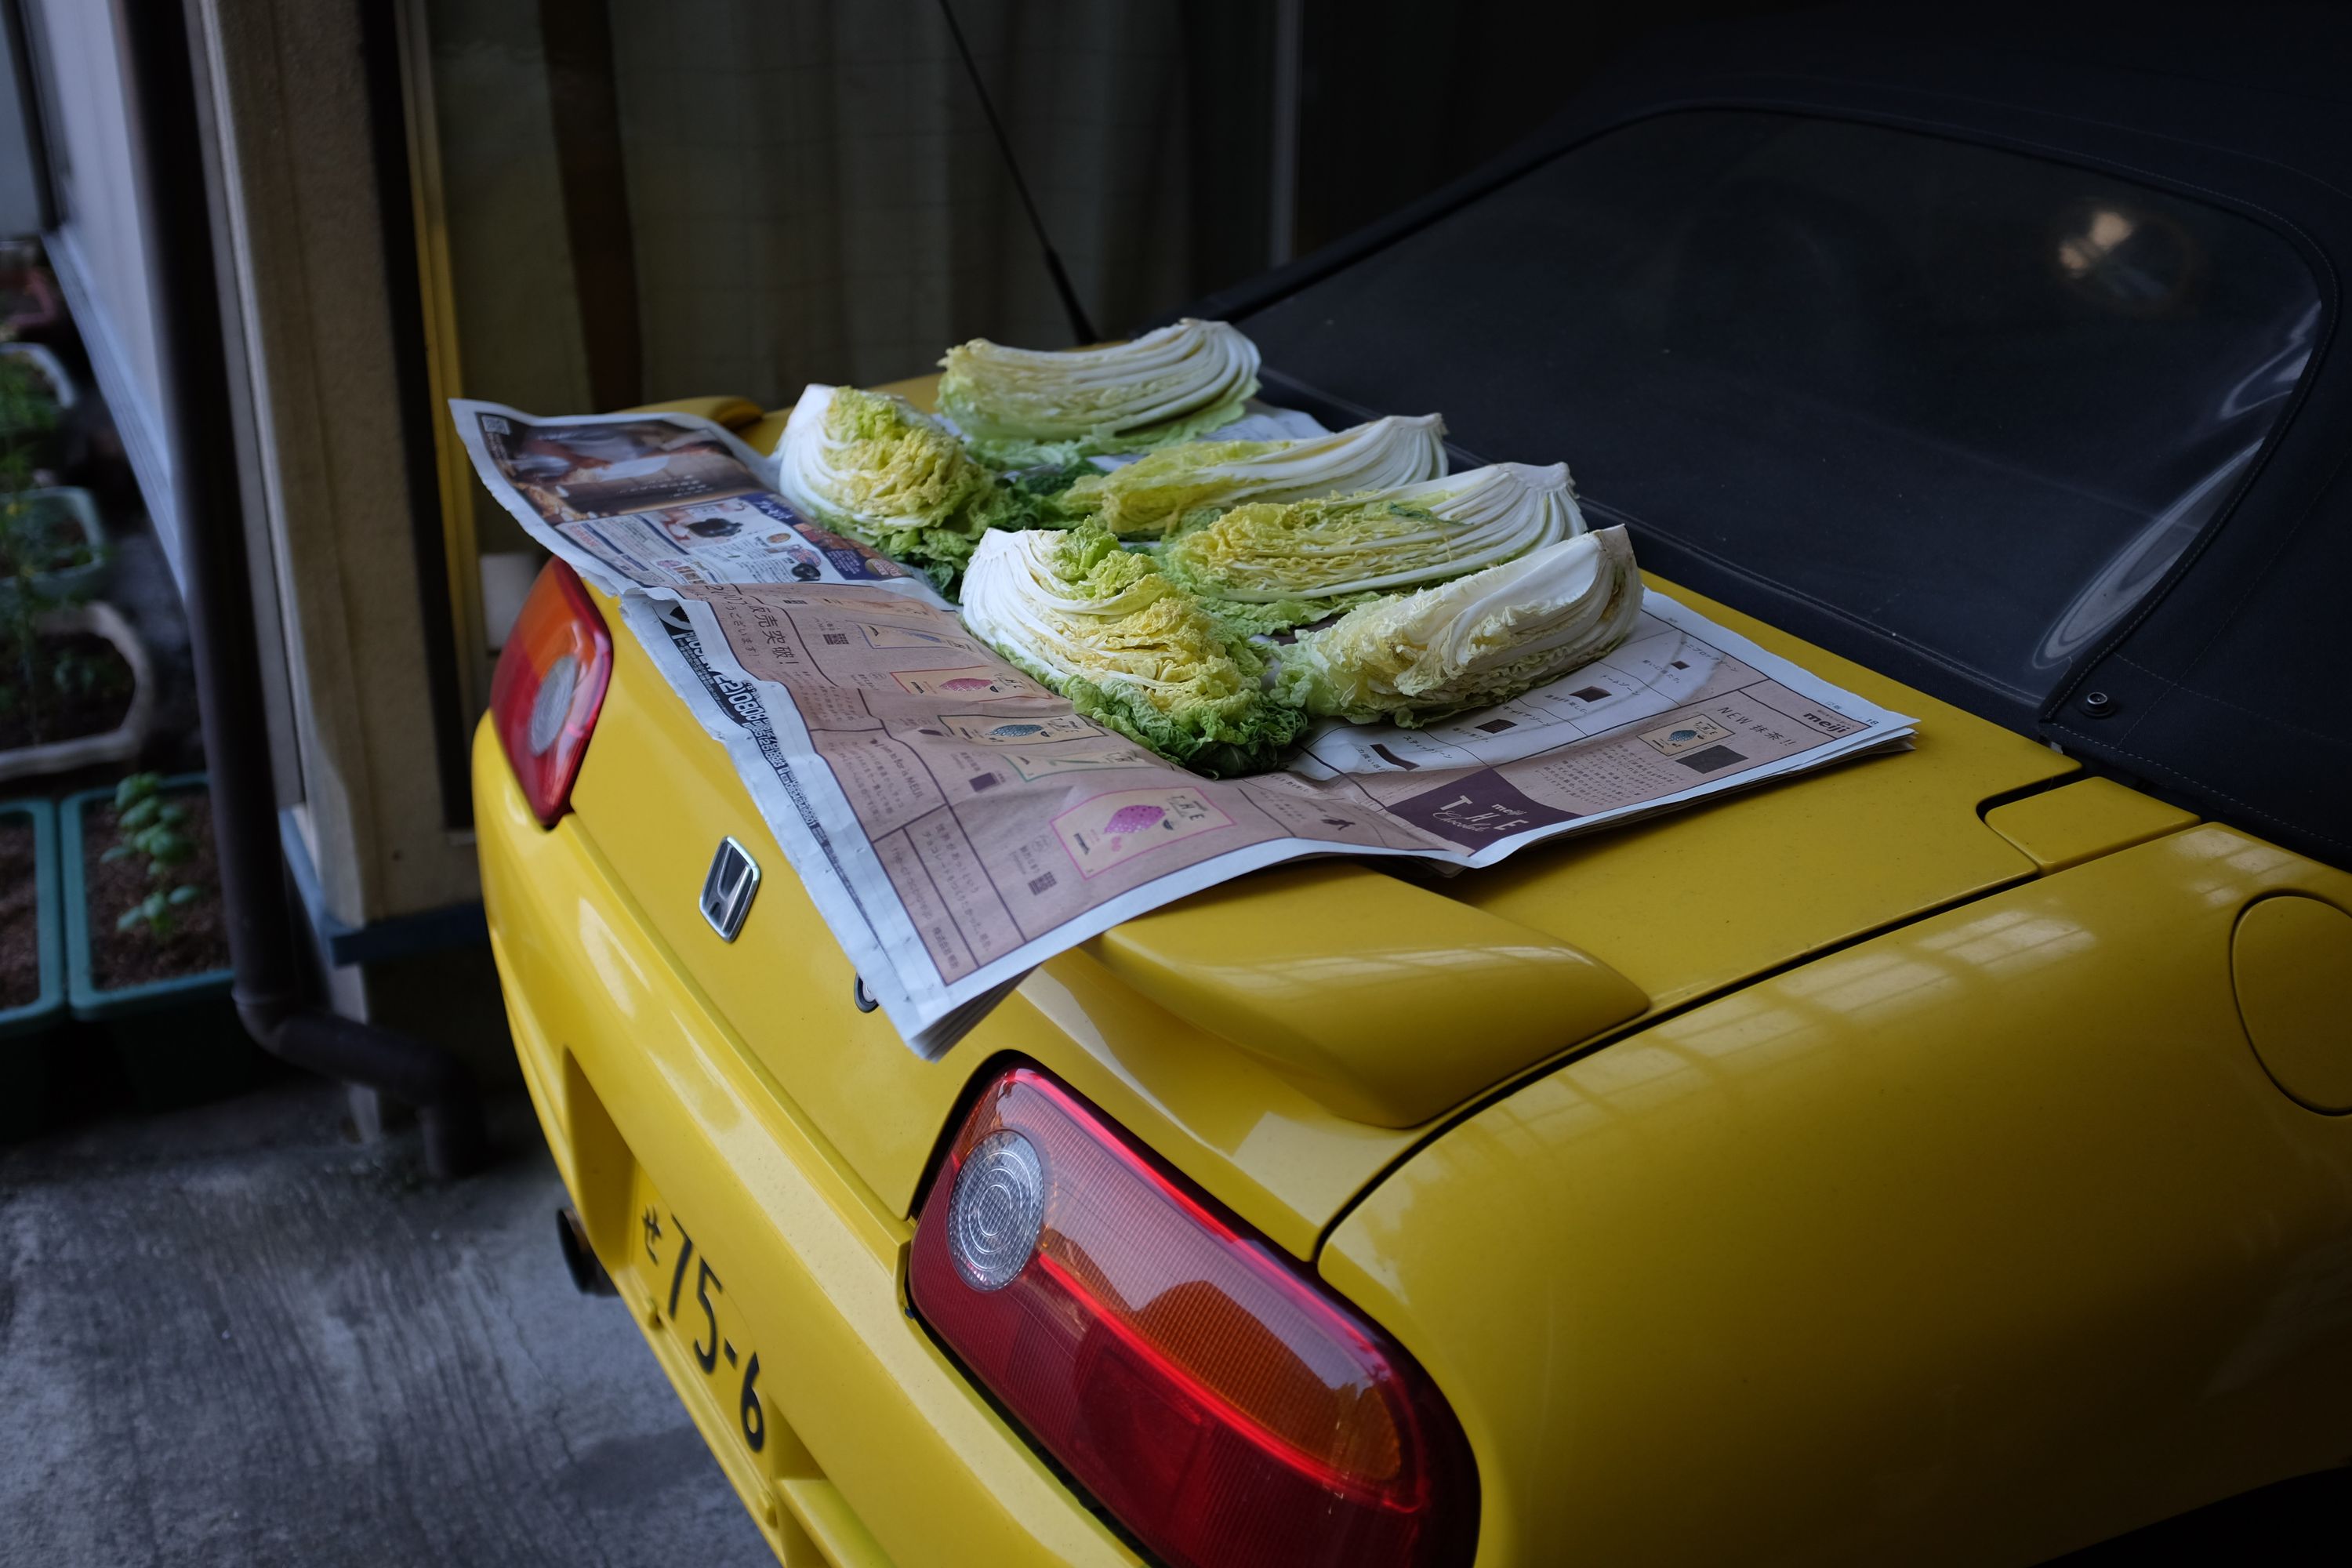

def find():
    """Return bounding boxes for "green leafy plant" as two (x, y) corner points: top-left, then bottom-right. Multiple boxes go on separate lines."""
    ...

(0, 503), (98, 579)
(0, 347), (110, 747)
(103, 772), (207, 940)
(0, 350), (54, 593)
(0, 349), (56, 450)
(0, 353), (121, 746)
(0, 571), (129, 744)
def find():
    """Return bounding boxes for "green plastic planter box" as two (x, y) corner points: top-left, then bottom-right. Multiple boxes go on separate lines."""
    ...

(61, 773), (259, 1112)
(1, 797), (64, 1140)
(0, 796), (60, 1033)
(0, 486), (109, 609)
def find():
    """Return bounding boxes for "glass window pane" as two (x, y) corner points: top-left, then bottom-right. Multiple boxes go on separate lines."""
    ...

(1240, 111), (2321, 708)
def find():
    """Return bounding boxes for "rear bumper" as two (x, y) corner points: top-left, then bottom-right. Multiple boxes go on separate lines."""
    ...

(473, 718), (1134, 1567)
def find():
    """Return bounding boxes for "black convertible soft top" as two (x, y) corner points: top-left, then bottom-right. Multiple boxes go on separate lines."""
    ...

(1183, 4), (2352, 869)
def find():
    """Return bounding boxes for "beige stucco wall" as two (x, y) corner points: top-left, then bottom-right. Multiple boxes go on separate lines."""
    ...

(194, 0), (477, 927)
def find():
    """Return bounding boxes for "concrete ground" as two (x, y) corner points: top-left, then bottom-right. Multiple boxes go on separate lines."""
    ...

(2, 1075), (2346, 1567)
(0, 1079), (768, 1567)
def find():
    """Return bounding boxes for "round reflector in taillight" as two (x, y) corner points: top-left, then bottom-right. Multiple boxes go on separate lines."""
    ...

(910, 1065), (1478, 1568)
(527, 652), (580, 757)
(946, 1129), (1047, 1291)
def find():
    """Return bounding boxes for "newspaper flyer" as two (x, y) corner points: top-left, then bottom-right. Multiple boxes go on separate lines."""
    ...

(453, 398), (1915, 1058)
(460, 408), (938, 599)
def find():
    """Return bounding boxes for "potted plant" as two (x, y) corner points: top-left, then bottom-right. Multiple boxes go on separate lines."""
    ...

(0, 343), (110, 608)
(63, 772), (256, 1109)
(1, 794), (64, 1141)
(0, 375), (137, 766)
(0, 343), (76, 472)
(0, 597), (153, 783)
(0, 326), (140, 782)
(0, 485), (109, 608)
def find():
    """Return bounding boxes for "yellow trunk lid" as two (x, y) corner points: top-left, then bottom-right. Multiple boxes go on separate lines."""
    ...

(571, 575), (2087, 1260)
(563, 382), (2096, 1257)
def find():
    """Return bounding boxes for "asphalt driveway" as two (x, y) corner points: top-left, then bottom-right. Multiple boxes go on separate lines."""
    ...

(2, 1075), (2343, 1566)
(0, 1080), (767, 1567)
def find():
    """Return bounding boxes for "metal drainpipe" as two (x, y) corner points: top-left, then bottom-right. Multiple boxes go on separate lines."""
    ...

(121, 2), (488, 1178)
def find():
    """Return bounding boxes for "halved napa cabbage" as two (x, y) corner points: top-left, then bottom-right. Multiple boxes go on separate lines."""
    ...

(1280, 526), (1644, 725)
(1053, 413), (1449, 539)
(1160, 462), (1584, 628)
(959, 524), (1307, 776)
(774, 383), (1050, 592)
(939, 319), (1261, 466)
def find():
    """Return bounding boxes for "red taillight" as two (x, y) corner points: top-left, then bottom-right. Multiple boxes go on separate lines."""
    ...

(910, 1065), (1477, 1568)
(489, 559), (612, 826)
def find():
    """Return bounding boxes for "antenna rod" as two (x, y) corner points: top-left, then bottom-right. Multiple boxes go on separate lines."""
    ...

(934, 0), (1099, 344)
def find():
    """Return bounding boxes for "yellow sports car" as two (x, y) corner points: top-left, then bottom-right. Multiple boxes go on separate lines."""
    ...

(475, 18), (2352, 1568)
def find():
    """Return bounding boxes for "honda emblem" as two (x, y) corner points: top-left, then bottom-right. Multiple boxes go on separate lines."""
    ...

(699, 837), (760, 942)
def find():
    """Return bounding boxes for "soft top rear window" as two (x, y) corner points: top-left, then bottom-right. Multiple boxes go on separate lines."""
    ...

(1238, 111), (2321, 720)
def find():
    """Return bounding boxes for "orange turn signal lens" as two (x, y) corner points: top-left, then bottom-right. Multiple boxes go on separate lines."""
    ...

(488, 559), (611, 826)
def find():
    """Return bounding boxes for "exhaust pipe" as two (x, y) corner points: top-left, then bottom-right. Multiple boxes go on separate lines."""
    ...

(557, 1207), (619, 1297)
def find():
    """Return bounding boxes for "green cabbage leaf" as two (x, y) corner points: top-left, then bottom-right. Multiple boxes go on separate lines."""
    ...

(773, 383), (1058, 592)
(1160, 462), (1584, 632)
(1049, 413), (1448, 539)
(959, 524), (1307, 776)
(938, 318), (1261, 467)
(1279, 526), (1644, 725)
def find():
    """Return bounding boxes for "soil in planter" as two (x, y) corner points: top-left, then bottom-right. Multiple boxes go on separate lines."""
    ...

(0, 631), (134, 750)
(83, 791), (230, 989)
(1, 818), (36, 1009)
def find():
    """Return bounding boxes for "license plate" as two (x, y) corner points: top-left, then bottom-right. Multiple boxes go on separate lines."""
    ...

(633, 1189), (772, 1464)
